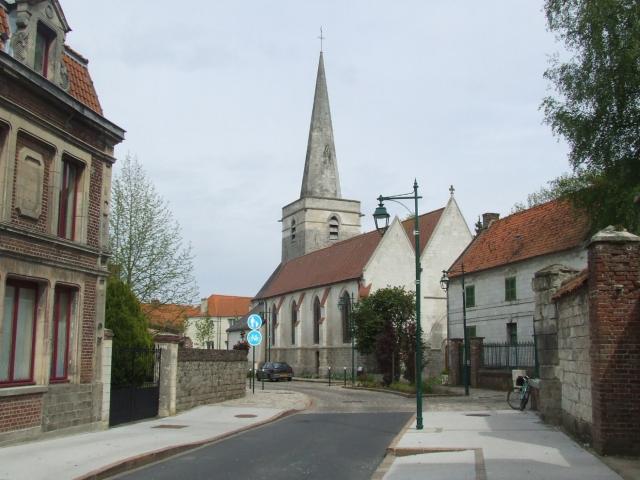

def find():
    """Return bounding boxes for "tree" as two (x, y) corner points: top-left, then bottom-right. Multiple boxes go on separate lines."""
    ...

(191, 316), (215, 348)
(351, 287), (422, 385)
(511, 174), (588, 213)
(542, 0), (640, 233)
(105, 275), (153, 385)
(110, 155), (199, 304)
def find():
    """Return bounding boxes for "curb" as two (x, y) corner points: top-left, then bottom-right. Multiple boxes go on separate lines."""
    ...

(74, 407), (304, 480)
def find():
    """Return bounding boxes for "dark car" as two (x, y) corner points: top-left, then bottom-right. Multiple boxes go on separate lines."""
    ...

(256, 362), (293, 381)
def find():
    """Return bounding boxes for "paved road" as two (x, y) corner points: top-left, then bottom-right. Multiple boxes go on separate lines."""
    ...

(115, 382), (413, 480)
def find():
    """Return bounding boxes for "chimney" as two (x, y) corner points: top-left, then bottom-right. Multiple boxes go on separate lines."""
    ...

(482, 213), (500, 229)
(200, 297), (208, 315)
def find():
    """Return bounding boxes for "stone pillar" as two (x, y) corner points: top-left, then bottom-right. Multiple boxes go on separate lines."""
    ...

(448, 338), (463, 386)
(100, 329), (113, 426)
(155, 334), (181, 418)
(532, 265), (578, 424)
(588, 227), (640, 455)
(469, 337), (484, 388)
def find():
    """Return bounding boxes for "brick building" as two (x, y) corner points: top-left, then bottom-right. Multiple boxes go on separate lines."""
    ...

(0, 0), (124, 443)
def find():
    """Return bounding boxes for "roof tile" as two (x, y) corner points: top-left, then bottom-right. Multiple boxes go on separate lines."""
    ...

(142, 303), (199, 332)
(449, 199), (590, 277)
(63, 49), (103, 114)
(205, 294), (252, 317)
(255, 208), (445, 299)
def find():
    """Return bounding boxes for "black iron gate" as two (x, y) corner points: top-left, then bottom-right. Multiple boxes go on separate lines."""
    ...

(109, 347), (161, 427)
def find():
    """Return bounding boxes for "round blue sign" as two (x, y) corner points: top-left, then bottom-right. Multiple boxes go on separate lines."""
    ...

(247, 330), (263, 346)
(247, 314), (263, 330)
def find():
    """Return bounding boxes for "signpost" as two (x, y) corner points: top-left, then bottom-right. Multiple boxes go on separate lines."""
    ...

(247, 314), (263, 394)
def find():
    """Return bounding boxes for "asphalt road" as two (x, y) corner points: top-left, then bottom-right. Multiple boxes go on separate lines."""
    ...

(115, 382), (413, 480)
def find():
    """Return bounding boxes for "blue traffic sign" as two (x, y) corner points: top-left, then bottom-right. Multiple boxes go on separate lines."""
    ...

(247, 330), (263, 346)
(247, 314), (263, 330)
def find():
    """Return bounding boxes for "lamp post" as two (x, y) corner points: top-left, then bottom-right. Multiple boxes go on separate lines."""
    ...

(338, 292), (356, 386)
(373, 180), (423, 430)
(440, 265), (470, 396)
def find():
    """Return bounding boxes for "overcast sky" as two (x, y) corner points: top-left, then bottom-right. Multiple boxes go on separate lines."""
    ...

(60, 1), (569, 301)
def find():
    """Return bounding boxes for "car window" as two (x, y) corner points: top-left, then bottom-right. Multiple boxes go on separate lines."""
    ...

(263, 363), (273, 369)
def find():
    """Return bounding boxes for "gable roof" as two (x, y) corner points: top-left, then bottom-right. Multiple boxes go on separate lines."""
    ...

(142, 303), (200, 332)
(255, 207), (445, 300)
(449, 199), (590, 278)
(204, 294), (252, 317)
(227, 304), (262, 332)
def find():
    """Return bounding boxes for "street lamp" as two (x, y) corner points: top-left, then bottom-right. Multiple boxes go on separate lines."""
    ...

(338, 292), (356, 386)
(374, 180), (424, 430)
(440, 266), (470, 396)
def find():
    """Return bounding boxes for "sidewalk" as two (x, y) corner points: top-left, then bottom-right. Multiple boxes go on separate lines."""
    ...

(0, 389), (309, 480)
(381, 410), (625, 480)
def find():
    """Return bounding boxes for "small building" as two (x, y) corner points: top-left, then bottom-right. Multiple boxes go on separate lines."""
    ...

(141, 302), (199, 336)
(0, 0), (124, 442)
(184, 294), (252, 349)
(446, 199), (590, 345)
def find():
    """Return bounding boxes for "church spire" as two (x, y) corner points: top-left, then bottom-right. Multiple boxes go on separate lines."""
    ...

(300, 51), (341, 199)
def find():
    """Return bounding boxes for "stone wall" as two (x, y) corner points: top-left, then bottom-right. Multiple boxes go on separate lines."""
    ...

(176, 349), (247, 412)
(42, 384), (100, 432)
(556, 288), (592, 442)
(533, 227), (640, 455)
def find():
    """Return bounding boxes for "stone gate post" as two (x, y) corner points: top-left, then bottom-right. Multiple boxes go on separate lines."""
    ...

(154, 334), (181, 418)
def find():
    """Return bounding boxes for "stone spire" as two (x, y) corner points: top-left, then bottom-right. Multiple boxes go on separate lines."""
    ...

(300, 52), (341, 199)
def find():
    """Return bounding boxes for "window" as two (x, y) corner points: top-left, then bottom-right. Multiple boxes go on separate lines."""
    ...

(464, 285), (475, 308)
(507, 323), (517, 345)
(57, 159), (80, 240)
(291, 302), (297, 345)
(51, 287), (74, 382)
(271, 305), (277, 347)
(505, 277), (517, 301)
(340, 292), (351, 343)
(34, 23), (55, 77)
(313, 297), (321, 344)
(291, 219), (296, 242)
(1, 281), (38, 385)
(329, 216), (339, 240)
(205, 341), (214, 349)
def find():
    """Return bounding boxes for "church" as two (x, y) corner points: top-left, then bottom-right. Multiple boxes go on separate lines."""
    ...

(253, 51), (472, 378)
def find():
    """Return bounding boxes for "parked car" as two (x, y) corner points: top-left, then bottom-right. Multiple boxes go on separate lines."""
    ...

(256, 362), (293, 381)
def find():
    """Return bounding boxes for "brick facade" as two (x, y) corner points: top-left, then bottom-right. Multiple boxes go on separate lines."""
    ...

(588, 232), (640, 455)
(0, 0), (124, 443)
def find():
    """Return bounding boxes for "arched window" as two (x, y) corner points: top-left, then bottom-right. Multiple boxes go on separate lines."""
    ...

(329, 215), (339, 240)
(291, 301), (297, 345)
(271, 304), (277, 346)
(291, 219), (296, 242)
(313, 297), (321, 344)
(341, 292), (352, 343)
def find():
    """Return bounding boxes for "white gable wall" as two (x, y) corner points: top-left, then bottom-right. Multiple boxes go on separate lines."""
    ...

(420, 197), (473, 352)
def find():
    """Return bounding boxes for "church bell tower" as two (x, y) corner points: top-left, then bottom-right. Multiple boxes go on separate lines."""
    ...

(281, 51), (361, 263)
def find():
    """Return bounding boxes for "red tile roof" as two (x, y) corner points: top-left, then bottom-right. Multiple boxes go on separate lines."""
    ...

(142, 303), (200, 332)
(63, 47), (103, 114)
(0, 8), (9, 48)
(255, 208), (445, 300)
(449, 199), (590, 278)
(204, 294), (252, 317)
(552, 269), (588, 301)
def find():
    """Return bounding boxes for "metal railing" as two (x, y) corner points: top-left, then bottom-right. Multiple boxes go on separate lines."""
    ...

(482, 341), (536, 369)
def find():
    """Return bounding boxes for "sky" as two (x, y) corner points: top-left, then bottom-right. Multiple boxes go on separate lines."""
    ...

(59, 1), (570, 301)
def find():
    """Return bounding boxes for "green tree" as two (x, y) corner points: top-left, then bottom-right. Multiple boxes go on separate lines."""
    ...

(351, 287), (422, 385)
(110, 155), (199, 304)
(105, 275), (153, 385)
(192, 316), (215, 348)
(542, 0), (640, 232)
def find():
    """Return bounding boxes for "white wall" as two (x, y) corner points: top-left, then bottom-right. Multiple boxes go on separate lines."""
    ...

(185, 316), (236, 349)
(448, 248), (587, 343)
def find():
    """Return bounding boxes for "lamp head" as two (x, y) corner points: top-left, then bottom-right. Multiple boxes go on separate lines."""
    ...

(373, 196), (390, 235)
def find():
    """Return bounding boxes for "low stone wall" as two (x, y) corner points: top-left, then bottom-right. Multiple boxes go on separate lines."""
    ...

(42, 384), (100, 432)
(176, 349), (247, 412)
(478, 369), (512, 391)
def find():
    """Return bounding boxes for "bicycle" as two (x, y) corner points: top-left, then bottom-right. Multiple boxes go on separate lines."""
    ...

(507, 375), (531, 410)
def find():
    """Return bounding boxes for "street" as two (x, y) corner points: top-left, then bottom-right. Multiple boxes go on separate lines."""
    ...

(114, 382), (416, 480)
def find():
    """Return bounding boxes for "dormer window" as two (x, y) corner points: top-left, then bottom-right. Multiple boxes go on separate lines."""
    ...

(329, 216), (339, 240)
(34, 23), (55, 77)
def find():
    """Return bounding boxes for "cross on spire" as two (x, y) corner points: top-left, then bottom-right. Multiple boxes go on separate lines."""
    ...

(449, 185), (455, 196)
(318, 27), (325, 52)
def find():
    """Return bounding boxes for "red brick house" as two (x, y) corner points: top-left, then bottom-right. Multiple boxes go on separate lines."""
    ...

(0, 0), (124, 443)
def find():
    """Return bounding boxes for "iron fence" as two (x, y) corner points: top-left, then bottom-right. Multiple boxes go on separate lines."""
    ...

(482, 341), (536, 369)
